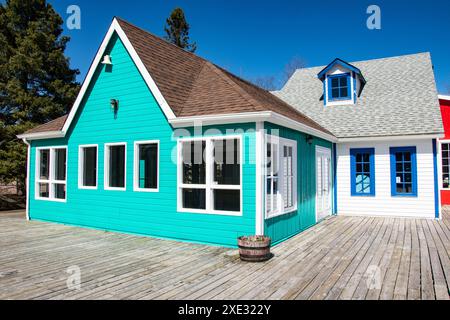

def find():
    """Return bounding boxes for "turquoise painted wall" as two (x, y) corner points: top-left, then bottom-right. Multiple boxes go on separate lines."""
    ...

(264, 122), (333, 244)
(28, 33), (256, 247)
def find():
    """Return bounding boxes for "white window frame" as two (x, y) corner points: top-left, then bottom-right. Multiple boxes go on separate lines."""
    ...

(440, 140), (450, 190)
(104, 142), (127, 191)
(265, 135), (298, 219)
(177, 135), (243, 216)
(133, 140), (160, 192)
(35, 146), (68, 202)
(78, 144), (98, 190)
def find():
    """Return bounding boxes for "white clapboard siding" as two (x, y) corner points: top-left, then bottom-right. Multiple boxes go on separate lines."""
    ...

(336, 139), (435, 218)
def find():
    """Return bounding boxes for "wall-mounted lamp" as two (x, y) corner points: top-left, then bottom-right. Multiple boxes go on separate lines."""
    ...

(102, 55), (112, 65)
(306, 135), (313, 145)
(110, 99), (119, 112)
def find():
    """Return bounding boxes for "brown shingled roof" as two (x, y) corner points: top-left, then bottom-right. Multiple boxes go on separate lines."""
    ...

(25, 115), (67, 134)
(24, 18), (332, 137)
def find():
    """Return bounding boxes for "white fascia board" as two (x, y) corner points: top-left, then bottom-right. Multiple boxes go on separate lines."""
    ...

(169, 111), (272, 127)
(169, 111), (338, 142)
(17, 131), (65, 140)
(337, 133), (444, 143)
(269, 112), (337, 142)
(438, 94), (450, 101)
(60, 18), (175, 135)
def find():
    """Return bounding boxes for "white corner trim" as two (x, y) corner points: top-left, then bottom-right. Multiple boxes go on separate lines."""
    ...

(57, 18), (175, 137)
(255, 122), (264, 235)
(438, 94), (450, 101)
(22, 138), (31, 220)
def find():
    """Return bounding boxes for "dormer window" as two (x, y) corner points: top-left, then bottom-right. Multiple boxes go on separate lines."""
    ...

(329, 74), (350, 100)
(317, 58), (366, 107)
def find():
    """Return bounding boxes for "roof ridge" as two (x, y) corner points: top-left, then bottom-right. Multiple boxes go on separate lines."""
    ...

(205, 62), (263, 112)
(297, 52), (431, 73)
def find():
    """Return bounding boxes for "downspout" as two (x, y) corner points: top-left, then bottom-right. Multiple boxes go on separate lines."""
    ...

(22, 138), (31, 221)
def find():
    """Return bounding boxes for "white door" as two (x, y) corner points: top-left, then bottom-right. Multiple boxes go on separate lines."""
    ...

(316, 146), (332, 221)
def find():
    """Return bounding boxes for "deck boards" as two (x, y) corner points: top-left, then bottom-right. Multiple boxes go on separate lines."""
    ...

(0, 209), (449, 300)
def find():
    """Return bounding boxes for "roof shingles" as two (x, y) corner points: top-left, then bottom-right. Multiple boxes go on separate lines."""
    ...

(25, 18), (332, 136)
(274, 53), (444, 138)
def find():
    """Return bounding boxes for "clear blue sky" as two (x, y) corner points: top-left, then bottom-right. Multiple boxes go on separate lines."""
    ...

(47, 0), (449, 92)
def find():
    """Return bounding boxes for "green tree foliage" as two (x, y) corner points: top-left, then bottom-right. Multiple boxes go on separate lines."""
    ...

(0, 0), (80, 193)
(164, 7), (197, 53)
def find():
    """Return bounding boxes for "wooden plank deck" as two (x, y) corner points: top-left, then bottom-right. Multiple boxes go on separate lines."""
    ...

(0, 209), (449, 300)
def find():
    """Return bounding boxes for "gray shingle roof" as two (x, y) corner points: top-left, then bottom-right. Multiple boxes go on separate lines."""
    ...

(273, 52), (444, 138)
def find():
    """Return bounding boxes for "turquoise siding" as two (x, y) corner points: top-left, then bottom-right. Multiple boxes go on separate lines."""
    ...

(264, 122), (333, 244)
(28, 34), (256, 247)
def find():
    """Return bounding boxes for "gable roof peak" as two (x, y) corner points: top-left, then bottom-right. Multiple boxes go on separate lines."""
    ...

(317, 58), (365, 82)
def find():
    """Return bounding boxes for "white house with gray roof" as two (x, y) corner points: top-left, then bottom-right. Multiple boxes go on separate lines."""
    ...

(274, 52), (444, 219)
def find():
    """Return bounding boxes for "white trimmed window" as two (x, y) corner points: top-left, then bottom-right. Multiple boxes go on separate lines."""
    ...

(78, 145), (98, 189)
(178, 136), (242, 215)
(104, 143), (126, 191)
(134, 140), (159, 192)
(442, 142), (450, 189)
(36, 147), (67, 202)
(265, 135), (297, 218)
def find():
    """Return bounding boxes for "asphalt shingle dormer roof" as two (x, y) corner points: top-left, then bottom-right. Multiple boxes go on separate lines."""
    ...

(273, 53), (444, 139)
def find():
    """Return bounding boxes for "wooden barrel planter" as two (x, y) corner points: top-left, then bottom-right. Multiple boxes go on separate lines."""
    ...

(237, 236), (272, 262)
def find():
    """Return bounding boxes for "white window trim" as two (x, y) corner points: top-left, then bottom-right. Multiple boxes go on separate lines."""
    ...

(133, 140), (160, 192)
(177, 135), (243, 216)
(104, 142), (127, 191)
(78, 144), (99, 190)
(265, 135), (298, 220)
(440, 140), (450, 190)
(35, 146), (68, 203)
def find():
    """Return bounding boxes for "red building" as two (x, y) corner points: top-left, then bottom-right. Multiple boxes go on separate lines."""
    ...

(439, 95), (450, 204)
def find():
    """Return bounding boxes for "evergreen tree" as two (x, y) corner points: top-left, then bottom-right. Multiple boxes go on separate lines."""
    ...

(0, 0), (80, 193)
(164, 7), (197, 53)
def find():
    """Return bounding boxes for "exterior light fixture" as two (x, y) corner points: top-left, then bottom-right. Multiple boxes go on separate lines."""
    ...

(110, 99), (119, 111)
(306, 135), (313, 145)
(102, 55), (112, 65)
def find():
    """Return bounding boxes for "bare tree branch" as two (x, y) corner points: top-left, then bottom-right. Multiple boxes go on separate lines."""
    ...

(282, 56), (306, 86)
(252, 76), (277, 91)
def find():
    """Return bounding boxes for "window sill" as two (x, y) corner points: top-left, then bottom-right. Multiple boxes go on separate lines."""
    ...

(79, 185), (98, 190)
(265, 206), (298, 220)
(351, 193), (376, 197)
(133, 187), (159, 193)
(104, 187), (127, 191)
(178, 207), (242, 217)
(391, 194), (418, 198)
(35, 197), (67, 203)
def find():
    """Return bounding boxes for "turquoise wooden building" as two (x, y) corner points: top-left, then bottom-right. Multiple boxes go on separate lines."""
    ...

(18, 18), (337, 247)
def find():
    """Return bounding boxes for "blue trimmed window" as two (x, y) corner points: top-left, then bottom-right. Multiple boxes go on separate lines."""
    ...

(328, 73), (350, 100)
(390, 146), (417, 197)
(350, 148), (375, 196)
